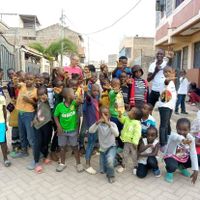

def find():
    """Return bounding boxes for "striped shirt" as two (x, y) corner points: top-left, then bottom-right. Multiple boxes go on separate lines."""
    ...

(134, 78), (146, 101)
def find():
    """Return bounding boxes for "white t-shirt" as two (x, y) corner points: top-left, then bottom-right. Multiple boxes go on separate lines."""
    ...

(0, 95), (6, 123)
(158, 81), (177, 110)
(177, 77), (189, 95)
(148, 60), (168, 92)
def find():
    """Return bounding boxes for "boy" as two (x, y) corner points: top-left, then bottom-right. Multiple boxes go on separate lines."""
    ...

(54, 87), (84, 172)
(89, 106), (119, 183)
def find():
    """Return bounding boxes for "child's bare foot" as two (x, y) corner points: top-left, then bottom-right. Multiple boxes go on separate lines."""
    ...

(43, 158), (51, 164)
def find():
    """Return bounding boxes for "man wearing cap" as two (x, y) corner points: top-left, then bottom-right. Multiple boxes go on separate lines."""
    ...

(147, 49), (168, 108)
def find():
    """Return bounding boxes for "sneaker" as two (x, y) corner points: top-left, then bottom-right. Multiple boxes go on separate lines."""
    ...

(178, 165), (191, 177)
(4, 160), (11, 167)
(85, 166), (97, 175)
(153, 169), (161, 178)
(165, 172), (173, 183)
(27, 160), (36, 170)
(175, 111), (179, 115)
(181, 111), (188, 115)
(56, 163), (66, 172)
(117, 166), (125, 173)
(76, 164), (84, 173)
(11, 151), (29, 158)
(107, 177), (115, 184)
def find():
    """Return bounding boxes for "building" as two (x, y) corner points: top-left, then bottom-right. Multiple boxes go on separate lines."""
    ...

(155, 0), (200, 86)
(107, 54), (118, 71)
(119, 36), (155, 78)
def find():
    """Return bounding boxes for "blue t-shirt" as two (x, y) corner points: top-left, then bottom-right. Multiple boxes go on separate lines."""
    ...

(141, 115), (156, 137)
(113, 67), (132, 78)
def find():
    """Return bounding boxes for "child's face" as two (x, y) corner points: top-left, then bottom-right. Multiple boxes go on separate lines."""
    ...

(111, 80), (120, 90)
(38, 91), (48, 102)
(128, 108), (136, 119)
(177, 123), (190, 137)
(120, 73), (127, 84)
(164, 69), (173, 78)
(142, 104), (150, 118)
(8, 70), (15, 80)
(63, 89), (75, 100)
(91, 86), (99, 98)
(134, 70), (142, 78)
(101, 108), (110, 120)
(90, 74), (97, 83)
(25, 74), (35, 87)
(147, 130), (157, 144)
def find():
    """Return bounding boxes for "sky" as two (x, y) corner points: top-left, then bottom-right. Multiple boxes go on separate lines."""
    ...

(1, 0), (155, 62)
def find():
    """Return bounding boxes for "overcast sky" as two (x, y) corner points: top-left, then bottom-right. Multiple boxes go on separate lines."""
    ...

(1, 0), (155, 62)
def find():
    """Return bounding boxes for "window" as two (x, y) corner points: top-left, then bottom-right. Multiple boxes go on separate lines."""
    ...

(175, 0), (185, 8)
(182, 46), (188, 69)
(194, 41), (200, 68)
(125, 48), (132, 58)
(156, 0), (166, 18)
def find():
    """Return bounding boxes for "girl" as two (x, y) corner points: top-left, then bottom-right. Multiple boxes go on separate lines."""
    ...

(32, 86), (53, 173)
(137, 127), (160, 178)
(129, 65), (148, 108)
(89, 106), (119, 183)
(117, 107), (143, 173)
(158, 66), (177, 151)
(164, 118), (198, 184)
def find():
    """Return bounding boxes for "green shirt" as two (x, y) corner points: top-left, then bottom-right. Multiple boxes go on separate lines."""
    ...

(54, 100), (77, 132)
(109, 90), (125, 118)
(119, 115), (141, 145)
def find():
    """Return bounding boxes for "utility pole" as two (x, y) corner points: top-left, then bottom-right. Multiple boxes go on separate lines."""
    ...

(60, 9), (65, 67)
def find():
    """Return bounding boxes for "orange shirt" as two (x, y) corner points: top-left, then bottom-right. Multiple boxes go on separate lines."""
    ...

(16, 84), (37, 112)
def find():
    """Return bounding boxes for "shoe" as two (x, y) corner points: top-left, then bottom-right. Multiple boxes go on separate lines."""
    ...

(133, 167), (137, 175)
(108, 177), (115, 184)
(175, 111), (179, 115)
(35, 164), (43, 174)
(153, 169), (161, 178)
(117, 166), (125, 173)
(27, 160), (36, 170)
(85, 166), (97, 175)
(43, 158), (51, 165)
(178, 165), (191, 177)
(76, 164), (84, 173)
(4, 160), (11, 167)
(11, 151), (29, 158)
(165, 172), (173, 183)
(181, 111), (188, 114)
(56, 163), (66, 172)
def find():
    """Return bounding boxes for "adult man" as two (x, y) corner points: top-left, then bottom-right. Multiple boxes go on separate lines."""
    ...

(64, 55), (83, 78)
(112, 56), (132, 78)
(147, 49), (168, 107)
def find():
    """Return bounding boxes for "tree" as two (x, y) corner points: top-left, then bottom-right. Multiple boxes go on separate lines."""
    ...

(29, 38), (78, 66)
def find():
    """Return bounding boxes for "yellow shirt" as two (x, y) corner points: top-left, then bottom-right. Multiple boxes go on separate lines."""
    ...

(0, 95), (6, 123)
(100, 90), (110, 107)
(16, 85), (37, 112)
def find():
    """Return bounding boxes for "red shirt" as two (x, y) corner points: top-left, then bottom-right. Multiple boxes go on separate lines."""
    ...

(64, 66), (83, 77)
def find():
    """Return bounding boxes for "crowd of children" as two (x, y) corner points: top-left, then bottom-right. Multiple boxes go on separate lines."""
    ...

(0, 54), (199, 184)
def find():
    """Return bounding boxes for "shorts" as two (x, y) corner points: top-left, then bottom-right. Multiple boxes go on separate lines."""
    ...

(0, 123), (6, 143)
(58, 131), (78, 147)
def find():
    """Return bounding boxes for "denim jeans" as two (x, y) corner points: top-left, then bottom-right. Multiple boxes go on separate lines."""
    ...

(85, 132), (98, 161)
(100, 146), (116, 178)
(18, 112), (35, 149)
(159, 107), (172, 146)
(148, 90), (160, 108)
(175, 94), (186, 113)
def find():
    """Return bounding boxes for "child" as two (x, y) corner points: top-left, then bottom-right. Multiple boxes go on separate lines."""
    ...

(164, 118), (199, 184)
(84, 84), (100, 174)
(129, 65), (148, 108)
(137, 127), (160, 178)
(54, 87), (84, 172)
(158, 66), (177, 150)
(117, 107), (143, 173)
(141, 103), (156, 138)
(109, 78), (125, 150)
(120, 72), (130, 111)
(32, 86), (53, 173)
(15, 73), (37, 164)
(191, 110), (200, 166)
(99, 78), (111, 107)
(89, 106), (119, 183)
(35, 73), (44, 88)
(175, 70), (189, 114)
(0, 92), (11, 167)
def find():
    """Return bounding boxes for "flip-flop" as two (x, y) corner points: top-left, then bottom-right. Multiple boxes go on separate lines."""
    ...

(35, 165), (43, 174)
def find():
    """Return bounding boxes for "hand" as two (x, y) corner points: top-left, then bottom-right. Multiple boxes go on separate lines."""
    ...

(147, 144), (154, 148)
(96, 118), (105, 125)
(126, 78), (132, 84)
(182, 139), (192, 145)
(190, 170), (198, 184)
(57, 126), (63, 136)
(76, 95), (83, 104)
(113, 87), (120, 93)
(53, 87), (62, 94)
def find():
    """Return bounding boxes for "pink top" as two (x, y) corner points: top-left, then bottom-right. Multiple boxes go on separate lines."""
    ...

(64, 66), (83, 77)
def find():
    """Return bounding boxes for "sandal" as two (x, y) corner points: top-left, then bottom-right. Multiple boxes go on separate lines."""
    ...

(43, 158), (51, 165)
(35, 165), (43, 174)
